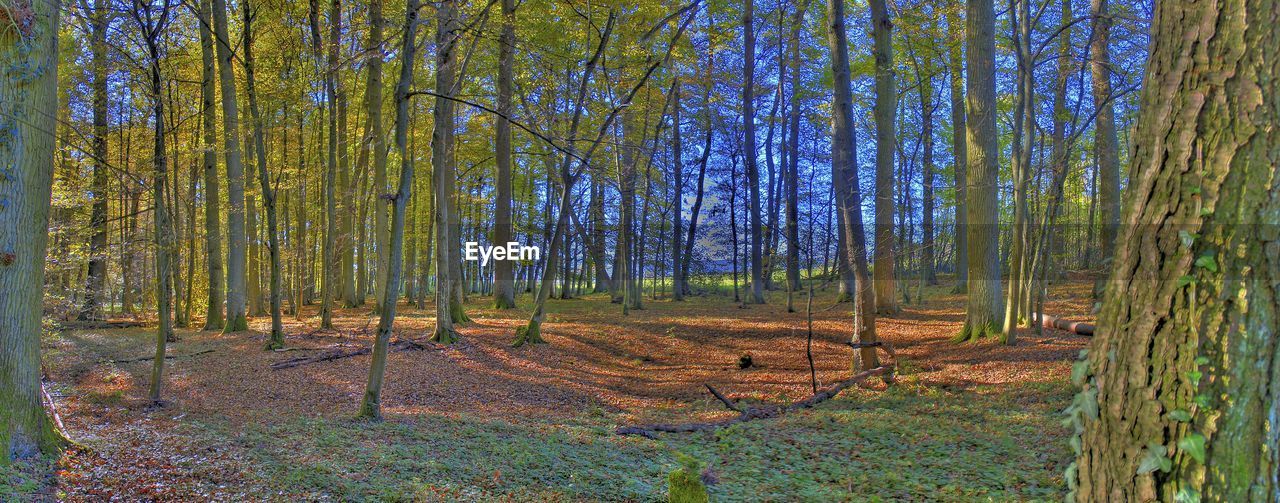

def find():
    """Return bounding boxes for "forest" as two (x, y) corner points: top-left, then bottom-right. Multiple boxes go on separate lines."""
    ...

(1, 0), (1277, 499)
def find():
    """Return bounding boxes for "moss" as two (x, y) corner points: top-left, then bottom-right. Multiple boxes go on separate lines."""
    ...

(512, 323), (545, 347)
(667, 453), (709, 503)
(449, 297), (472, 324)
(952, 320), (999, 343)
(430, 326), (459, 344)
(223, 313), (248, 333)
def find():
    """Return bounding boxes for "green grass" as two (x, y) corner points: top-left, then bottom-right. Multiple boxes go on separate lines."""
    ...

(215, 377), (1072, 502)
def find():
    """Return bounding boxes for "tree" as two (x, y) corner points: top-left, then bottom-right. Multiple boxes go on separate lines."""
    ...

(742, 0), (764, 305)
(826, 0), (879, 370)
(363, 0), (389, 313)
(953, 0), (1002, 343)
(359, 0), (420, 419)
(945, 9), (967, 295)
(1071, 0), (1278, 498)
(430, 0), (463, 343)
(1088, 0), (1120, 281)
(244, 0), (284, 349)
(196, 0), (224, 330)
(210, 0), (249, 332)
(868, 0), (898, 315)
(783, 1), (804, 298)
(1, 0), (66, 462)
(79, 0), (111, 322)
(492, 0), (517, 309)
(670, 78), (684, 302)
(131, 0), (176, 402)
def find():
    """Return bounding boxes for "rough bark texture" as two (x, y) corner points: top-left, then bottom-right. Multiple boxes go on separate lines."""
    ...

(826, 0), (879, 371)
(430, 0), (461, 343)
(919, 68), (936, 286)
(365, 0), (388, 313)
(1, 0), (64, 462)
(955, 0), (1002, 342)
(784, 2), (803, 294)
(670, 79), (685, 302)
(869, 0), (898, 315)
(1072, 0), (1279, 500)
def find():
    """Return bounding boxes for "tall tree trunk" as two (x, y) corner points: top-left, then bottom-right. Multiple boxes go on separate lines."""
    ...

(869, 0), (898, 315)
(1002, 0), (1033, 345)
(742, 0), (765, 304)
(919, 67), (937, 287)
(80, 0), (110, 321)
(245, 0), (284, 348)
(1, 0), (66, 461)
(320, 0), (340, 329)
(197, 0), (225, 330)
(955, 0), (1003, 342)
(784, 1), (804, 295)
(431, 0), (463, 342)
(363, 0), (388, 314)
(946, 10), (968, 294)
(826, 0), (879, 370)
(492, 0), (517, 309)
(670, 79), (685, 302)
(1072, 0), (1279, 498)
(1088, 0), (1120, 279)
(211, 0), (249, 332)
(359, 0), (420, 419)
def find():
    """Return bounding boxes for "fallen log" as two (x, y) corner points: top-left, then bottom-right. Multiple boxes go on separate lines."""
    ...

(66, 320), (147, 330)
(1036, 314), (1094, 336)
(270, 338), (437, 370)
(617, 365), (895, 438)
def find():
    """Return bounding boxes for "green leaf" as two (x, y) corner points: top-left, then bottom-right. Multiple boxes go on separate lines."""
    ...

(1177, 275), (1196, 288)
(1179, 433), (1207, 463)
(1071, 359), (1091, 387)
(1167, 409), (1192, 422)
(1189, 185), (1202, 195)
(1194, 356), (1209, 366)
(1175, 487), (1202, 503)
(1194, 394), (1211, 408)
(1137, 443), (1171, 474)
(1194, 255), (1218, 273)
(1185, 370), (1203, 383)
(1178, 231), (1199, 248)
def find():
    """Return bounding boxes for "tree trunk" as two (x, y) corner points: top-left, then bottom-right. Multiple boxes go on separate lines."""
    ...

(869, 0), (898, 315)
(359, 0), (420, 419)
(670, 78), (685, 302)
(919, 63), (937, 286)
(431, 0), (463, 343)
(742, 0), (765, 305)
(1088, 0), (1120, 278)
(826, 0), (879, 371)
(245, 0), (285, 348)
(138, 5), (174, 401)
(946, 10), (967, 294)
(784, 2), (804, 295)
(492, 0), (517, 309)
(1072, 0), (1279, 498)
(1, 0), (65, 461)
(955, 0), (1003, 342)
(1001, 0), (1033, 345)
(363, 0), (388, 314)
(80, 0), (110, 321)
(211, 0), (249, 332)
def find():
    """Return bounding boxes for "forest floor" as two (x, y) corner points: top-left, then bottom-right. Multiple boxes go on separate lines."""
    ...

(9, 279), (1095, 502)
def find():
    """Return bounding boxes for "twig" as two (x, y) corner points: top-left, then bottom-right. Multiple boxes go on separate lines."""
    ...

(704, 384), (742, 412)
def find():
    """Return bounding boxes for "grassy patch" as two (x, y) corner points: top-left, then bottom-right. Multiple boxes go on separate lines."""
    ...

(218, 379), (1071, 502)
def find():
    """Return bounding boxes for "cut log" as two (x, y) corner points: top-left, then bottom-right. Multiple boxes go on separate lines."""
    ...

(1036, 313), (1094, 335)
(270, 338), (437, 370)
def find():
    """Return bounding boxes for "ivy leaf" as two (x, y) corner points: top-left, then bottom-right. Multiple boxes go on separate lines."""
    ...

(1179, 433), (1207, 464)
(1176, 487), (1202, 503)
(1176, 275), (1196, 288)
(1137, 443), (1171, 474)
(1194, 255), (1218, 273)
(1194, 356), (1209, 366)
(1071, 359), (1090, 387)
(1178, 231), (1199, 248)
(1167, 409), (1192, 422)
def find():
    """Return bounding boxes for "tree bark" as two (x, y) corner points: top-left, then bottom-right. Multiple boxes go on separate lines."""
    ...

(1, 0), (66, 462)
(80, 0), (111, 322)
(955, 0), (1003, 342)
(492, 0), (517, 309)
(826, 0), (879, 371)
(211, 0), (249, 332)
(742, 0), (765, 305)
(1072, 0), (1279, 498)
(244, 0), (284, 348)
(869, 0), (898, 315)
(946, 10), (967, 294)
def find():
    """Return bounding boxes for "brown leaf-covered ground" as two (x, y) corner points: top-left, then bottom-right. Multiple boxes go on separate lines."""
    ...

(30, 280), (1095, 501)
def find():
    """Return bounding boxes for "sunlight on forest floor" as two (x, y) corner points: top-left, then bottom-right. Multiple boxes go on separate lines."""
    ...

(15, 280), (1095, 501)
